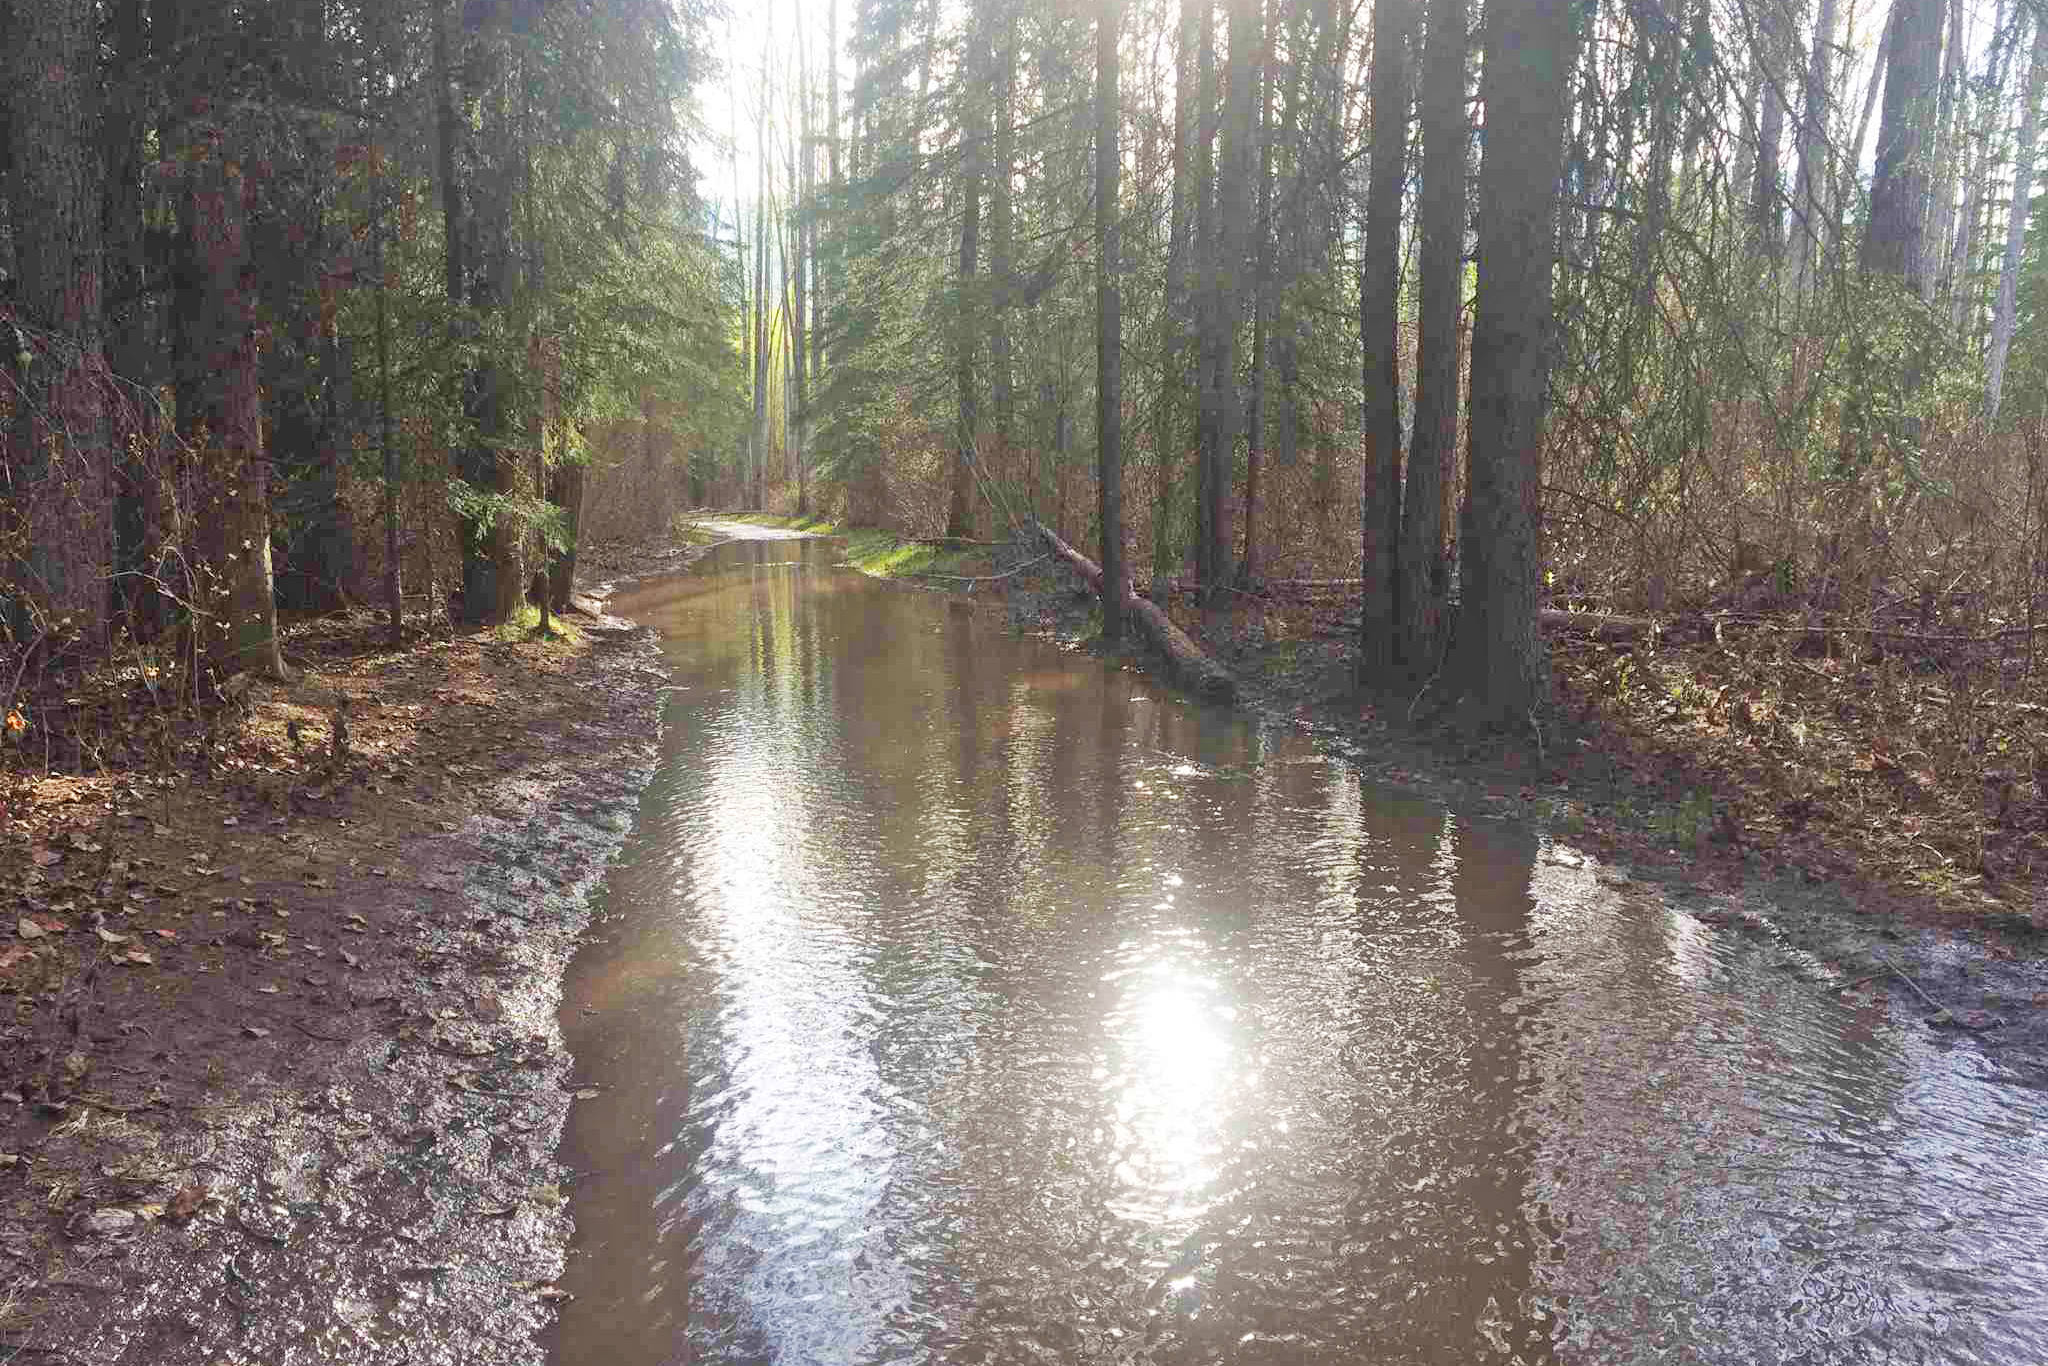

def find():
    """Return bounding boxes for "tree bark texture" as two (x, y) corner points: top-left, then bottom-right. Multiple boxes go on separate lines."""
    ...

(1361, 0), (1416, 678)
(1097, 0), (1126, 644)
(1401, 0), (1466, 677)
(1457, 0), (1578, 725)
(2, 0), (111, 652)
(1986, 9), (2047, 422)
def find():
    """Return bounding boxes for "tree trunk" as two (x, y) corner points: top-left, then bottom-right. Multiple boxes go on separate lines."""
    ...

(1202, 0), (1258, 600)
(2, 0), (111, 655)
(1097, 0), (1126, 644)
(949, 10), (986, 540)
(177, 148), (285, 679)
(1925, 0), (1967, 304)
(1240, 32), (1273, 589)
(1791, 0), (1840, 301)
(1192, 0), (1221, 590)
(1750, 0), (1786, 262)
(1401, 0), (1465, 677)
(1987, 10), (2046, 422)
(1455, 0), (1578, 726)
(1361, 0), (1416, 678)
(1152, 0), (1200, 602)
(990, 13), (1018, 482)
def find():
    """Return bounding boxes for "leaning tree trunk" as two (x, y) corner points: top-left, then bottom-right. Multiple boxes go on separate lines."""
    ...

(1455, 0), (1579, 726)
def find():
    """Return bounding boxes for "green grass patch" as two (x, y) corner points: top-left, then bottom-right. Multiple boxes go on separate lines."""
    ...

(717, 512), (843, 534)
(838, 528), (987, 581)
(492, 604), (583, 645)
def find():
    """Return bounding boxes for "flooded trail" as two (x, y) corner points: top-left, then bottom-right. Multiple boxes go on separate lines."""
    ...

(552, 537), (2048, 1365)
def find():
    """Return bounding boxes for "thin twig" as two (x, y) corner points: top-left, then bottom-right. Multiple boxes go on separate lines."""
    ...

(1877, 951), (1948, 1014)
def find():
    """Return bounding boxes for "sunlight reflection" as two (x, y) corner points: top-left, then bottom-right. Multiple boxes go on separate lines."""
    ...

(1104, 945), (1234, 1226)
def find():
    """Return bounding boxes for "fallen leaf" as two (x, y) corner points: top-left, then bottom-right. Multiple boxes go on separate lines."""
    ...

(338, 948), (360, 968)
(0, 947), (30, 970)
(95, 926), (130, 945)
(257, 985), (281, 995)
(115, 949), (154, 966)
(30, 847), (60, 868)
(152, 928), (177, 940)
(165, 1183), (209, 1223)
(242, 1025), (271, 1039)
(16, 919), (45, 940)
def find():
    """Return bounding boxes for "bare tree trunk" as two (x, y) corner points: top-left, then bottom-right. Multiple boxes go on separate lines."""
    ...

(1202, 0), (1258, 600)
(1456, 0), (1578, 725)
(1987, 10), (2046, 422)
(1361, 0), (1416, 678)
(1240, 21), (1274, 588)
(1864, 0), (1941, 290)
(1192, 0), (1222, 590)
(1751, 0), (1787, 263)
(948, 9), (986, 539)
(1401, 0), (1466, 677)
(1927, 0), (1969, 301)
(2, 0), (110, 655)
(1097, 0), (1126, 643)
(1791, 0), (1840, 301)
(990, 13), (1018, 485)
(1151, 0), (1200, 601)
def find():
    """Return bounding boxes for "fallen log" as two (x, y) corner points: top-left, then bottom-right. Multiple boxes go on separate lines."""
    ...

(1538, 607), (1659, 641)
(1034, 523), (1238, 701)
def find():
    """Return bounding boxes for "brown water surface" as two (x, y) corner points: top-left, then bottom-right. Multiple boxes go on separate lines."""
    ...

(552, 537), (2048, 1364)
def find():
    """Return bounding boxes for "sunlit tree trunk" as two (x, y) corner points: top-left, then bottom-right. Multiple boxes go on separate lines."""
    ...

(1791, 0), (1839, 302)
(1987, 10), (2047, 422)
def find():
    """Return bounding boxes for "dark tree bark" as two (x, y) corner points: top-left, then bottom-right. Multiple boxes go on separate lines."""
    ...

(175, 144), (286, 678)
(1400, 0), (1466, 677)
(2, 0), (111, 653)
(1361, 0), (1416, 678)
(1097, 0), (1125, 644)
(1200, 0), (1258, 601)
(1864, 0), (1942, 289)
(1191, 0), (1220, 590)
(1455, 0), (1579, 725)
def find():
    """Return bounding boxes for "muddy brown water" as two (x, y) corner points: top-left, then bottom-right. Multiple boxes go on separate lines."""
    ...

(552, 537), (2048, 1365)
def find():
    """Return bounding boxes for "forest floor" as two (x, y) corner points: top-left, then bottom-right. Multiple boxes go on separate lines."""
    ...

(0, 539), (706, 1363)
(2, 516), (2045, 1360)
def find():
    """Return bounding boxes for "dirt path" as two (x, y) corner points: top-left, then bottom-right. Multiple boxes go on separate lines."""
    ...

(0, 540), (724, 1363)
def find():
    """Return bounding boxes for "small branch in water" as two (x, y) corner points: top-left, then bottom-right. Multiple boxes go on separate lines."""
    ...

(1877, 951), (1948, 1014)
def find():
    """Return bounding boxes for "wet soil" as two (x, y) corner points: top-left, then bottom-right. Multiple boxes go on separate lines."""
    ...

(0, 542), (702, 1363)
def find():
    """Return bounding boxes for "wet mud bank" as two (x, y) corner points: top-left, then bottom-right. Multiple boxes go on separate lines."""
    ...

(52, 608), (674, 1364)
